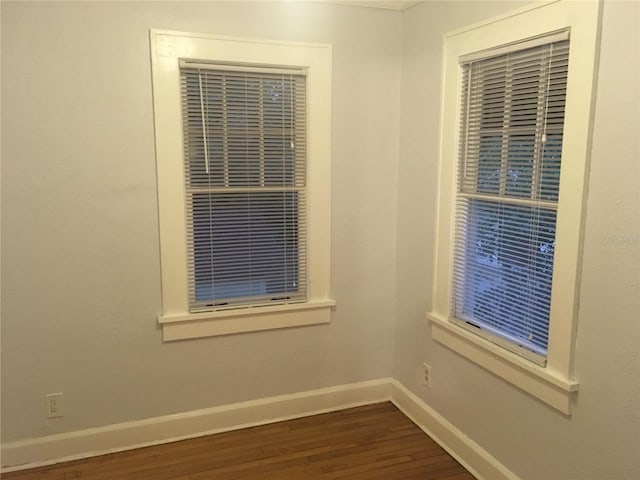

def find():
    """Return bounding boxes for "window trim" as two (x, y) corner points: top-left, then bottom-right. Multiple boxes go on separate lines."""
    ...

(428, 0), (602, 414)
(150, 30), (334, 340)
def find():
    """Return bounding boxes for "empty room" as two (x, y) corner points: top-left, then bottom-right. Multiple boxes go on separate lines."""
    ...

(1, 0), (638, 479)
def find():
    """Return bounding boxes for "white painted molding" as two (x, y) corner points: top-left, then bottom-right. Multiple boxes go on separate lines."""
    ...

(429, 315), (578, 415)
(159, 301), (335, 341)
(2, 379), (521, 480)
(390, 380), (519, 480)
(1, 379), (391, 472)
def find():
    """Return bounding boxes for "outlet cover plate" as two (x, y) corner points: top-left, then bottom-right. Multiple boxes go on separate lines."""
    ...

(46, 392), (63, 418)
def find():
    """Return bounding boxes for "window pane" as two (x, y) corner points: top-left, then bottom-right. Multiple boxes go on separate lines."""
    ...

(183, 74), (226, 187)
(506, 135), (535, 198)
(476, 135), (502, 194)
(227, 135), (261, 186)
(225, 76), (260, 129)
(509, 54), (543, 129)
(264, 134), (295, 187)
(479, 63), (506, 129)
(181, 70), (303, 189)
(459, 200), (556, 353)
(540, 134), (563, 201)
(191, 192), (303, 306)
(263, 79), (294, 130)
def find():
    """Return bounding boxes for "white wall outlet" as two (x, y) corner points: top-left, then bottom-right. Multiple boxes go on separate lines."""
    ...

(423, 363), (432, 388)
(45, 393), (63, 418)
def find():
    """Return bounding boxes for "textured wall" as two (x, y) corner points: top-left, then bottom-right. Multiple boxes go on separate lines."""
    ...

(1, 1), (401, 441)
(394, 1), (640, 478)
(2, 2), (639, 478)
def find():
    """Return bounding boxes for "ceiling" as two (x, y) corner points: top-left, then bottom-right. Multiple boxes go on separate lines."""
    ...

(321, 1), (422, 11)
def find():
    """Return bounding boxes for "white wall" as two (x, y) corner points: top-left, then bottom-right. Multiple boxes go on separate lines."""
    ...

(0, 1), (401, 441)
(2, 1), (639, 478)
(395, 1), (640, 479)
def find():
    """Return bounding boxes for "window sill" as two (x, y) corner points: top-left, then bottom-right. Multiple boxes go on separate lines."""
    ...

(158, 300), (335, 341)
(427, 313), (579, 415)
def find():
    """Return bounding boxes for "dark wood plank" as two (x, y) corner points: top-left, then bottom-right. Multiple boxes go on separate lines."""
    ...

(2, 402), (475, 480)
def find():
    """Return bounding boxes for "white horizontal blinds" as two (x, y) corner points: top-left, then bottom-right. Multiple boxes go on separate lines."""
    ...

(452, 35), (569, 363)
(180, 64), (307, 311)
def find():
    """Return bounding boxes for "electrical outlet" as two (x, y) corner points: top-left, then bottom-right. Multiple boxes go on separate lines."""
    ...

(423, 363), (432, 388)
(46, 393), (63, 418)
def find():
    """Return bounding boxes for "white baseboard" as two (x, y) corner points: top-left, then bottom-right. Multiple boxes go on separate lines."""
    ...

(2, 378), (519, 480)
(389, 380), (519, 480)
(1, 378), (392, 472)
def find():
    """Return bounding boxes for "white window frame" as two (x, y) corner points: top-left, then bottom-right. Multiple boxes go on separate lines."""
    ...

(150, 30), (334, 341)
(428, 0), (601, 414)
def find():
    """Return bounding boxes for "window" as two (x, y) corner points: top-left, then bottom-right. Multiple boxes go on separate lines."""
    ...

(428, 1), (601, 414)
(451, 34), (569, 366)
(150, 31), (333, 341)
(180, 64), (307, 311)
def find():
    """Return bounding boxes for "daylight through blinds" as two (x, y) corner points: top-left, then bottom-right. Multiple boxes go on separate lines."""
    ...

(180, 64), (308, 311)
(451, 35), (569, 363)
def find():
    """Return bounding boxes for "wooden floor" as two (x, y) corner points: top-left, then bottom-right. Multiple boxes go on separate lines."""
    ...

(3, 402), (474, 480)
